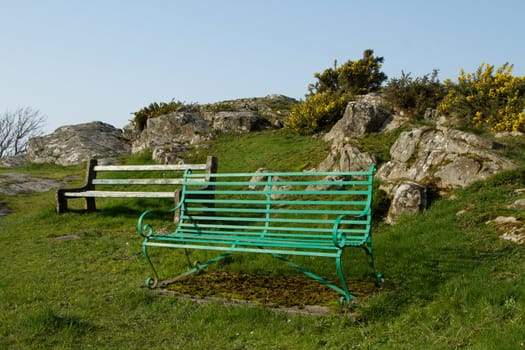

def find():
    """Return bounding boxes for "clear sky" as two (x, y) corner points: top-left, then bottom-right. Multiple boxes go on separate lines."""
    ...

(2, 0), (524, 134)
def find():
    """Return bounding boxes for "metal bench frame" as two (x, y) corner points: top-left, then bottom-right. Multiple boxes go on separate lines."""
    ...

(137, 165), (380, 303)
(56, 156), (218, 213)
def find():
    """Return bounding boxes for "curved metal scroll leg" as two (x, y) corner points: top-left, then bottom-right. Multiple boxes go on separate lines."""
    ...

(335, 255), (352, 303)
(142, 244), (160, 289)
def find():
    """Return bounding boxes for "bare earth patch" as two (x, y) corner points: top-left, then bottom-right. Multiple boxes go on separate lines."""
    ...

(161, 271), (378, 314)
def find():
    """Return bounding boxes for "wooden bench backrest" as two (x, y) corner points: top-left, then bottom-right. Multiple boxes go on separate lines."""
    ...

(85, 156), (218, 190)
(179, 165), (375, 243)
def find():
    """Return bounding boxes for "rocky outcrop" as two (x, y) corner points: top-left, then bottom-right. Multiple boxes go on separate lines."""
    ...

(27, 122), (131, 166)
(209, 111), (271, 133)
(316, 143), (377, 172)
(131, 112), (211, 155)
(376, 127), (517, 189)
(323, 100), (391, 143)
(128, 95), (297, 157)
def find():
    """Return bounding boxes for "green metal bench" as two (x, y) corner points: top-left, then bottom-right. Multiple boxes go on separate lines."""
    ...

(137, 165), (380, 303)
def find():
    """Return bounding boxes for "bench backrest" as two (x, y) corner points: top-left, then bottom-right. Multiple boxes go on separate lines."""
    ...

(178, 165), (375, 245)
(85, 156), (218, 191)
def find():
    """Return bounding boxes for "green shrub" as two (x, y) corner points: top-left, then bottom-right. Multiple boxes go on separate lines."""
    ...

(437, 63), (525, 132)
(383, 70), (447, 119)
(308, 49), (387, 96)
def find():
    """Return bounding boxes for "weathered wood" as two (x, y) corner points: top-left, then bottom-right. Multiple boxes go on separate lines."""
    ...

(93, 164), (208, 172)
(64, 191), (176, 198)
(56, 156), (218, 214)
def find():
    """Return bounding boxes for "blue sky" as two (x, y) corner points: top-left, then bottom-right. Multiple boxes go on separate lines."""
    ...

(1, 0), (524, 134)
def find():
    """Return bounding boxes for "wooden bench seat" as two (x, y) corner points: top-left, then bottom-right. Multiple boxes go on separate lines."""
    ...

(137, 165), (381, 303)
(56, 156), (218, 213)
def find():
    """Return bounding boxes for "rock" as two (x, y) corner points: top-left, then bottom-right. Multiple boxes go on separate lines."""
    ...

(486, 215), (525, 245)
(27, 121), (131, 166)
(377, 127), (516, 190)
(129, 95), (297, 156)
(0, 153), (30, 167)
(248, 168), (271, 189)
(151, 143), (187, 164)
(0, 173), (65, 196)
(316, 143), (377, 172)
(132, 112), (211, 154)
(507, 199), (525, 210)
(247, 169), (291, 199)
(0, 203), (11, 218)
(487, 216), (520, 225)
(210, 111), (271, 133)
(324, 100), (391, 143)
(500, 231), (525, 244)
(386, 182), (427, 224)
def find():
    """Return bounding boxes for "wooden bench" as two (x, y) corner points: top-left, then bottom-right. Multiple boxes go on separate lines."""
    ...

(137, 165), (380, 303)
(56, 156), (218, 214)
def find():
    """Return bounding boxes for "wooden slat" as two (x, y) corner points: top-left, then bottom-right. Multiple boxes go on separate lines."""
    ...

(64, 190), (175, 198)
(92, 178), (186, 185)
(93, 164), (207, 171)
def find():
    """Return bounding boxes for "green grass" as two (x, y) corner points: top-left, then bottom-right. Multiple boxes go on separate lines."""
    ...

(1, 130), (524, 349)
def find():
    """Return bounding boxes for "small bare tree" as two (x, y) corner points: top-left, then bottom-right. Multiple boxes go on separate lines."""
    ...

(0, 107), (46, 158)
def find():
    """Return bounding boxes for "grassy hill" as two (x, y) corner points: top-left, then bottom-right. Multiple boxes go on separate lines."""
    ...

(1, 129), (524, 349)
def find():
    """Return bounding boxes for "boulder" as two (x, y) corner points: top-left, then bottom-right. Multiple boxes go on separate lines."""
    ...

(210, 111), (271, 132)
(316, 143), (377, 172)
(377, 127), (517, 189)
(27, 121), (131, 166)
(131, 112), (211, 154)
(386, 182), (427, 224)
(324, 101), (391, 143)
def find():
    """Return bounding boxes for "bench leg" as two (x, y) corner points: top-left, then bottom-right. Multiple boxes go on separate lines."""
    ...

(362, 243), (383, 286)
(85, 197), (96, 212)
(272, 253), (354, 303)
(160, 251), (233, 287)
(142, 244), (160, 288)
(56, 190), (67, 214)
(142, 242), (233, 288)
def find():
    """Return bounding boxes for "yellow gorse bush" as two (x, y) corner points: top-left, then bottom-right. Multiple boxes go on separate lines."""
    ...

(438, 63), (525, 132)
(287, 92), (348, 135)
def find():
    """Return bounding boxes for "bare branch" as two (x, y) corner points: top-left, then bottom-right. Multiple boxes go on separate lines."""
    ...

(0, 107), (46, 158)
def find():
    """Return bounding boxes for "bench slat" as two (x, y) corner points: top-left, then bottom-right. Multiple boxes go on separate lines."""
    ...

(93, 164), (207, 171)
(65, 191), (175, 198)
(92, 179), (186, 185)
(144, 241), (340, 258)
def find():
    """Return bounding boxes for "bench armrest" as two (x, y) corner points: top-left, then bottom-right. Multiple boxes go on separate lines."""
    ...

(331, 211), (369, 248)
(137, 201), (184, 238)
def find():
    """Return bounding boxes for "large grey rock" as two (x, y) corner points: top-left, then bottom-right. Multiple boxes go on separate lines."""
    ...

(324, 101), (391, 143)
(210, 111), (270, 132)
(27, 121), (131, 166)
(131, 112), (211, 154)
(377, 127), (517, 189)
(386, 182), (427, 224)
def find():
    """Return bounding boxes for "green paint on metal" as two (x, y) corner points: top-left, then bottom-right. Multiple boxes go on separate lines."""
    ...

(137, 164), (379, 303)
